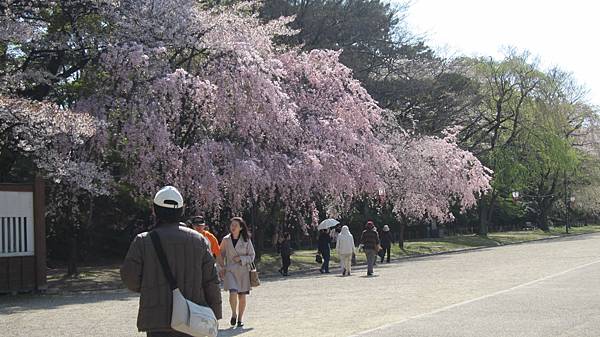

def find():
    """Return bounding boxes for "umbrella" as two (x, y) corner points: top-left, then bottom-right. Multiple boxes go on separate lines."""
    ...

(318, 218), (340, 230)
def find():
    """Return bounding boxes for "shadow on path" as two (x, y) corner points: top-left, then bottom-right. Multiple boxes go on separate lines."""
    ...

(218, 327), (255, 336)
(0, 289), (138, 314)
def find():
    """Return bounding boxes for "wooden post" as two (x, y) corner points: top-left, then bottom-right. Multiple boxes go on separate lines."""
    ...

(33, 176), (46, 291)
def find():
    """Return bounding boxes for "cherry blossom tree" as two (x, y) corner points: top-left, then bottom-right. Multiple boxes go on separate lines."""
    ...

(0, 94), (110, 274)
(0, 95), (109, 192)
(87, 0), (490, 225)
(1, 0), (491, 259)
(384, 126), (492, 222)
(88, 2), (386, 215)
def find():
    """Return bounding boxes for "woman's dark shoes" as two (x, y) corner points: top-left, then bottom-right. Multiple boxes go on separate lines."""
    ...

(342, 269), (346, 276)
(278, 268), (284, 276)
(230, 317), (237, 326)
(237, 320), (244, 328)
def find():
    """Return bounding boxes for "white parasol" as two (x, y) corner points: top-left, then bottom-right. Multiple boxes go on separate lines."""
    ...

(317, 218), (340, 230)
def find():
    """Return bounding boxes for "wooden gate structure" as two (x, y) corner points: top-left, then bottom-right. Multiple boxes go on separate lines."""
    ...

(0, 177), (46, 293)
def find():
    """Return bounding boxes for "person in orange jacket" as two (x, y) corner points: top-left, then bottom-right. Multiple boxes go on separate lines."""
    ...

(189, 215), (224, 267)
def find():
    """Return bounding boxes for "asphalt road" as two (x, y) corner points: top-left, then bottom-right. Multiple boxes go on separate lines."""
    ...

(2, 233), (600, 337)
(353, 249), (600, 337)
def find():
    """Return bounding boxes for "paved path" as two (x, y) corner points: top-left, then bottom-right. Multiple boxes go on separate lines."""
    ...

(2, 234), (600, 337)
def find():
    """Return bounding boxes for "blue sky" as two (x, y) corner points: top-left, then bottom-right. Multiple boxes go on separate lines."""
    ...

(402, 0), (599, 106)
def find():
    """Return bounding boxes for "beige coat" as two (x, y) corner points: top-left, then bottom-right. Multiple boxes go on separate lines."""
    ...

(120, 223), (222, 332)
(220, 234), (256, 293)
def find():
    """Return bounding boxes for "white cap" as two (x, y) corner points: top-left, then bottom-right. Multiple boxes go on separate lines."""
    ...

(153, 186), (184, 209)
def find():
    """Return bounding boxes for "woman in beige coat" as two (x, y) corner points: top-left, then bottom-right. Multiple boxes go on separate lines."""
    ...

(219, 217), (255, 328)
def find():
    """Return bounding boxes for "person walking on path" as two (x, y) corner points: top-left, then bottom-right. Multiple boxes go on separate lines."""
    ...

(219, 217), (256, 328)
(373, 225), (379, 266)
(380, 225), (393, 263)
(360, 221), (380, 276)
(278, 231), (292, 276)
(318, 229), (332, 273)
(188, 216), (223, 265)
(120, 186), (222, 337)
(336, 225), (355, 276)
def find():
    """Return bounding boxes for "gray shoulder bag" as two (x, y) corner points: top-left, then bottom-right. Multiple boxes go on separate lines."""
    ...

(150, 231), (218, 337)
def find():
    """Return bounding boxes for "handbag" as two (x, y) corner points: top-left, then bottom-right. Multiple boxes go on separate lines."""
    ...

(315, 253), (323, 264)
(150, 231), (218, 337)
(249, 262), (260, 287)
(233, 242), (259, 288)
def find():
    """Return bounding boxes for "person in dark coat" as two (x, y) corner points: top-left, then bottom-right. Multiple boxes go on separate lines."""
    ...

(380, 225), (393, 263)
(278, 232), (292, 276)
(360, 221), (380, 276)
(318, 229), (332, 273)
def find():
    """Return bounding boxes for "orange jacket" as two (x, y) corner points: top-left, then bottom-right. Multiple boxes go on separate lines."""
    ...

(200, 229), (221, 257)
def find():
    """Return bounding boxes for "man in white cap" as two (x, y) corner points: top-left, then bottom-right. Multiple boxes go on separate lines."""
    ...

(121, 186), (222, 337)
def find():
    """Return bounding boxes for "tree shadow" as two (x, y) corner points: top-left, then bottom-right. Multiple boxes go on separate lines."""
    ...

(46, 264), (124, 293)
(0, 289), (137, 314)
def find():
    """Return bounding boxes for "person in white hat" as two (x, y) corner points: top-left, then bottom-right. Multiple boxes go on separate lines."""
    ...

(380, 224), (393, 263)
(120, 186), (223, 336)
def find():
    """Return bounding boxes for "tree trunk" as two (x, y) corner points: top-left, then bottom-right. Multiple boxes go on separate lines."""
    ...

(398, 223), (405, 249)
(538, 199), (548, 232)
(479, 203), (489, 237)
(537, 173), (559, 232)
(537, 197), (553, 232)
(479, 191), (497, 237)
(67, 234), (78, 276)
(249, 205), (262, 261)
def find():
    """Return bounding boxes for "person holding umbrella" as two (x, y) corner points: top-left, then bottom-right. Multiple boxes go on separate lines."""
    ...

(317, 219), (338, 274)
(318, 229), (331, 273)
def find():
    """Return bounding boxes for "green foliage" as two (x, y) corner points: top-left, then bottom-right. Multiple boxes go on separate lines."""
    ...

(463, 50), (597, 232)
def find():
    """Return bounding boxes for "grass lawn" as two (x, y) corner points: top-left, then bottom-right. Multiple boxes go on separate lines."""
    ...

(257, 224), (600, 275)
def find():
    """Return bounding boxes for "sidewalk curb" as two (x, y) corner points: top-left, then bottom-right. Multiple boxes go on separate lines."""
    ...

(260, 231), (600, 280)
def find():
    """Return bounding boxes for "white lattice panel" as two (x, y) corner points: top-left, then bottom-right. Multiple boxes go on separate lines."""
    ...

(0, 191), (35, 257)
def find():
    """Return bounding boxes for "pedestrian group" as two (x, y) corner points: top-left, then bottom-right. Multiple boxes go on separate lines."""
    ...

(121, 185), (393, 337)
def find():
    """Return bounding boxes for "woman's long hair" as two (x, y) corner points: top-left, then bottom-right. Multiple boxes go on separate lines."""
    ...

(231, 217), (250, 242)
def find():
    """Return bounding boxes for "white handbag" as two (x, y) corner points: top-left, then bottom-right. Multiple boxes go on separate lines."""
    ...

(150, 231), (219, 337)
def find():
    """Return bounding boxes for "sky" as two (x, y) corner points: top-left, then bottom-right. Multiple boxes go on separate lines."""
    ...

(402, 0), (600, 106)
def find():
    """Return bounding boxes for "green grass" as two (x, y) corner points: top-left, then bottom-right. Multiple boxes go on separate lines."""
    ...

(257, 224), (600, 275)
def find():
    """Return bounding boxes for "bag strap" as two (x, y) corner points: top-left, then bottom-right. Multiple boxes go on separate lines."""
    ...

(150, 231), (177, 291)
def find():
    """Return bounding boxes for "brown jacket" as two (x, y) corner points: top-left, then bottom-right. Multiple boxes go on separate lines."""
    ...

(360, 229), (380, 250)
(121, 223), (223, 332)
